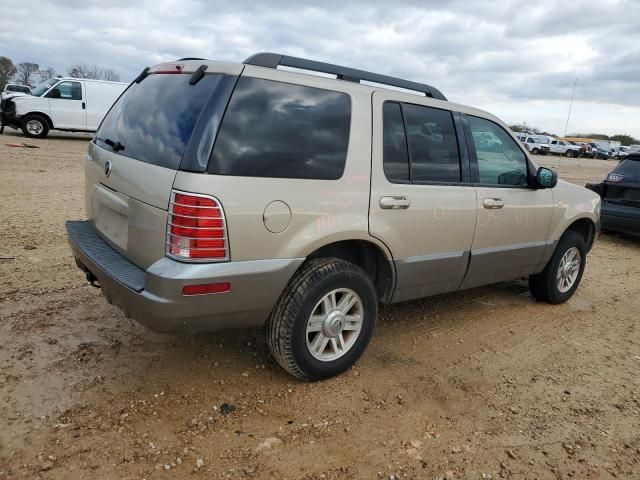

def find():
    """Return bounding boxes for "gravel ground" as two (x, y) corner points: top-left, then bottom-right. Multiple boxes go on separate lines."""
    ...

(1, 130), (639, 479)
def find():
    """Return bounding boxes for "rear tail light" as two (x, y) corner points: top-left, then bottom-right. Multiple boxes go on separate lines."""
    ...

(166, 191), (229, 262)
(606, 173), (625, 183)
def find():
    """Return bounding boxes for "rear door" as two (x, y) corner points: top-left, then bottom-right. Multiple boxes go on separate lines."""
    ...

(46, 80), (86, 129)
(460, 114), (553, 289)
(369, 92), (477, 302)
(86, 64), (242, 268)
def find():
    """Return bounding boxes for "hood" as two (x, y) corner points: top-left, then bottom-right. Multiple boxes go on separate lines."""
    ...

(1, 92), (30, 100)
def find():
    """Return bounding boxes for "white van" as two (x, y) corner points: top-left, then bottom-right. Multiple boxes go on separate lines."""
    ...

(0, 77), (127, 138)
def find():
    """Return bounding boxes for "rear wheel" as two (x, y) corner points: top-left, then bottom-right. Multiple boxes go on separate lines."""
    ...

(21, 114), (49, 138)
(266, 258), (377, 381)
(529, 231), (586, 304)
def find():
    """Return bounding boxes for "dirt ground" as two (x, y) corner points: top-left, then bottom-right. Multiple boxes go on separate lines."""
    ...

(1, 130), (639, 480)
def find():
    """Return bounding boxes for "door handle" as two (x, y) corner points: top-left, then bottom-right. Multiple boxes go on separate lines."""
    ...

(380, 196), (410, 209)
(483, 198), (504, 209)
(82, 102), (86, 109)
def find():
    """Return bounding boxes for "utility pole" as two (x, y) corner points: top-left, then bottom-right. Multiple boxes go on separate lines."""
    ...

(564, 78), (577, 137)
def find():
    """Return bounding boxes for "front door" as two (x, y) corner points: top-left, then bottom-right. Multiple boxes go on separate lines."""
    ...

(46, 80), (86, 129)
(369, 92), (477, 302)
(460, 114), (554, 289)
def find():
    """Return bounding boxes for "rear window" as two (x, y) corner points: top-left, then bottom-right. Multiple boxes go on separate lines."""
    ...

(613, 158), (640, 179)
(96, 73), (226, 170)
(208, 77), (351, 180)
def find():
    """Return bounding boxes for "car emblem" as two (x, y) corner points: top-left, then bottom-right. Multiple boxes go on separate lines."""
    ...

(104, 160), (112, 177)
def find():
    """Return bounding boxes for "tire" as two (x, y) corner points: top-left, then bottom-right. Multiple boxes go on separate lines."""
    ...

(565, 150), (574, 158)
(266, 258), (377, 381)
(532, 148), (539, 155)
(529, 231), (586, 304)
(21, 114), (49, 138)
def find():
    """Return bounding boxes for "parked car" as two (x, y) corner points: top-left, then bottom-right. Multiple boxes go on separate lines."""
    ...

(517, 134), (551, 155)
(586, 153), (640, 236)
(65, 54), (600, 380)
(1, 83), (31, 100)
(590, 143), (610, 160)
(549, 139), (581, 157)
(611, 146), (629, 160)
(0, 77), (127, 138)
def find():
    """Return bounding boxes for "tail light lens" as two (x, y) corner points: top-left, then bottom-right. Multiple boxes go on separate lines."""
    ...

(606, 173), (625, 183)
(166, 191), (229, 262)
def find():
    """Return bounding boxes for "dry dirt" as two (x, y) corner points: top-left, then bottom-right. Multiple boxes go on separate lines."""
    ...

(1, 130), (639, 480)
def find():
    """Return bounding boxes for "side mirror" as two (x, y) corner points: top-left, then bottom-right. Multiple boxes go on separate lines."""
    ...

(48, 88), (61, 98)
(536, 166), (557, 189)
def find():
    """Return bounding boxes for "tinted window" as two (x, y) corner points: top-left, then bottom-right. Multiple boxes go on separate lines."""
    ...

(96, 73), (224, 170)
(402, 104), (460, 183)
(209, 77), (350, 180)
(468, 116), (528, 186)
(382, 102), (409, 182)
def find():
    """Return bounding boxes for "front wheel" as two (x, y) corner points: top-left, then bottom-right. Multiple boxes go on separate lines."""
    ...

(532, 148), (540, 155)
(266, 258), (377, 381)
(529, 231), (586, 304)
(565, 150), (574, 158)
(21, 114), (49, 138)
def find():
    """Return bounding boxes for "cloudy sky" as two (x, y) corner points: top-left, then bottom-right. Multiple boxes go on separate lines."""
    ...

(1, 0), (639, 137)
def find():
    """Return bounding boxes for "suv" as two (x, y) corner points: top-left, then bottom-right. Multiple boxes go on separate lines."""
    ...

(65, 54), (601, 381)
(586, 153), (640, 236)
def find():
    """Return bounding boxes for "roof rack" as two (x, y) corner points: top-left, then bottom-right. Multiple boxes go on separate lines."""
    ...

(243, 52), (447, 101)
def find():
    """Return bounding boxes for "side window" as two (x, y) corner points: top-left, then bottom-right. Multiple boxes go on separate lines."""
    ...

(209, 77), (351, 180)
(382, 102), (409, 183)
(51, 81), (82, 100)
(402, 104), (461, 183)
(551, 140), (558, 145)
(467, 116), (528, 186)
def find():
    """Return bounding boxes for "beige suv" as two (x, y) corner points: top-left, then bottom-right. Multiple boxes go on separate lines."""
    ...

(66, 53), (600, 380)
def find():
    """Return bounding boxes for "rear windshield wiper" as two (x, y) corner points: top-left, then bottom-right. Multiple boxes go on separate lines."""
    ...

(134, 66), (150, 84)
(189, 64), (208, 85)
(99, 137), (125, 152)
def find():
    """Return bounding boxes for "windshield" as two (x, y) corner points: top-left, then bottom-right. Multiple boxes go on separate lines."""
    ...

(31, 79), (58, 97)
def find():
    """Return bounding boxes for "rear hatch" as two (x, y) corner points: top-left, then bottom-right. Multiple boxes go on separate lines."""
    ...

(86, 61), (241, 269)
(602, 156), (640, 212)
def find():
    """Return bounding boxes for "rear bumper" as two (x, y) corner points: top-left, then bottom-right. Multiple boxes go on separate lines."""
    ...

(66, 220), (303, 333)
(601, 202), (640, 236)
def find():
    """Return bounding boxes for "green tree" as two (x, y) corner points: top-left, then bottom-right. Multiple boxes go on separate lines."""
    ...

(0, 56), (17, 92)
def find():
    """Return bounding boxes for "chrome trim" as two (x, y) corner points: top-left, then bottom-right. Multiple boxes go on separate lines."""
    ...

(166, 190), (230, 263)
(170, 212), (224, 220)
(170, 201), (221, 210)
(168, 222), (224, 230)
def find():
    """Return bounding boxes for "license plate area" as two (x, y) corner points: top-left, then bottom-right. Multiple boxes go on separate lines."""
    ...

(92, 184), (129, 251)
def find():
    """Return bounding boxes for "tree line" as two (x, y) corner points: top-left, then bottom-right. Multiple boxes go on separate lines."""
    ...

(0, 56), (120, 92)
(509, 124), (638, 146)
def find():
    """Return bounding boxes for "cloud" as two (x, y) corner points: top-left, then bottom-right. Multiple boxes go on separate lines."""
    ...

(1, 0), (639, 137)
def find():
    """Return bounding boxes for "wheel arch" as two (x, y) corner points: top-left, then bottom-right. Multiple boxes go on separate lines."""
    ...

(564, 217), (597, 252)
(22, 111), (54, 128)
(303, 239), (396, 303)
